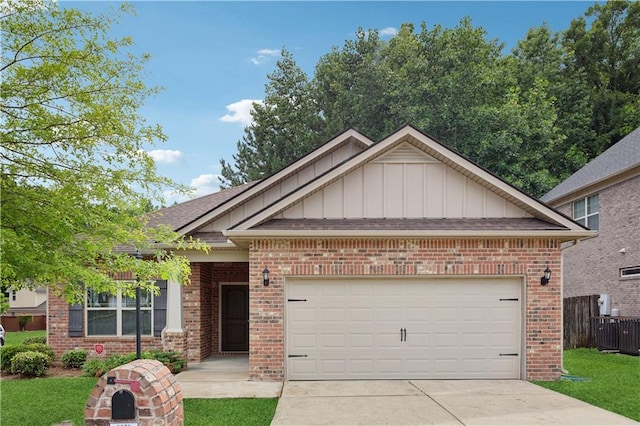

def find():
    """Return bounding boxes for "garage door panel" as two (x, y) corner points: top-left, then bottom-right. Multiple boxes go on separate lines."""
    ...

(287, 278), (521, 380)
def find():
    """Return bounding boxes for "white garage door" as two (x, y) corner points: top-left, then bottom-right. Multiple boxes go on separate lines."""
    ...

(286, 277), (522, 380)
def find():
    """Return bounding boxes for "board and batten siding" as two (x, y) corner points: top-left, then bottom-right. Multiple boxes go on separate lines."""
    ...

(198, 140), (366, 231)
(280, 143), (531, 219)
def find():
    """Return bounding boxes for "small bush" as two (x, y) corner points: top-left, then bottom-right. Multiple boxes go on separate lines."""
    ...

(142, 350), (187, 374)
(0, 343), (54, 371)
(82, 350), (187, 376)
(11, 351), (48, 377)
(61, 349), (88, 369)
(18, 315), (33, 331)
(82, 358), (107, 377)
(22, 336), (47, 345)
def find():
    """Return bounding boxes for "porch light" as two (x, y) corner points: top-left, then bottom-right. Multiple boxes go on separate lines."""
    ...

(540, 265), (551, 286)
(263, 268), (270, 286)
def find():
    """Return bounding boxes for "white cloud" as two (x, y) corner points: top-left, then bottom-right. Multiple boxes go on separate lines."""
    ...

(251, 48), (280, 65)
(379, 27), (398, 37)
(163, 173), (222, 204)
(220, 99), (263, 126)
(147, 149), (184, 164)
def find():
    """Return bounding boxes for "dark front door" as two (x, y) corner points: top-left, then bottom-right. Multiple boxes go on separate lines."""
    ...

(221, 285), (249, 351)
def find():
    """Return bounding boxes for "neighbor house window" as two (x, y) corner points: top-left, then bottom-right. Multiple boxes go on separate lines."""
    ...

(11, 290), (16, 301)
(573, 194), (599, 230)
(86, 287), (152, 336)
(620, 266), (640, 278)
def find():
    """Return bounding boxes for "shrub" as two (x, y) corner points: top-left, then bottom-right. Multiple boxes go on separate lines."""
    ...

(82, 350), (187, 376)
(61, 349), (88, 369)
(0, 343), (54, 371)
(11, 351), (49, 377)
(142, 350), (187, 374)
(22, 336), (47, 345)
(18, 315), (33, 331)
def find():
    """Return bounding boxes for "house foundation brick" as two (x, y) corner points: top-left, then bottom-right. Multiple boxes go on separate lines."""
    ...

(249, 237), (562, 381)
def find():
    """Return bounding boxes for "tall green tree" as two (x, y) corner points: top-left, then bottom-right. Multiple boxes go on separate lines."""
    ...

(562, 0), (640, 156)
(220, 49), (323, 187)
(1, 0), (205, 302)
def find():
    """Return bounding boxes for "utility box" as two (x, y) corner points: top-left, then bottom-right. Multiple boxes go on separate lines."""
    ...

(85, 359), (183, 426)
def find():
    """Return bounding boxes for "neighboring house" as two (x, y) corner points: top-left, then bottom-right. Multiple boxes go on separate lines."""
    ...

(4, 287), (47, 316)
(542, 127), (640, 317)
(48, 125), (593, 381)
(1, 287), (47, 332)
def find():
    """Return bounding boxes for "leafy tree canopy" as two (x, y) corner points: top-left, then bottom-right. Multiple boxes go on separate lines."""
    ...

(1, 0), (206, 302)
(220, 0), (640, 198)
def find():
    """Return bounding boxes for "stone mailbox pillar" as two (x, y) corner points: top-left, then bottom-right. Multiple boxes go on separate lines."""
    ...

(85, 359), (183, 426)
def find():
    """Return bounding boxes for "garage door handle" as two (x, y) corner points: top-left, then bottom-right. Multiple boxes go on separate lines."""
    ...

(400, 328), (406, 342)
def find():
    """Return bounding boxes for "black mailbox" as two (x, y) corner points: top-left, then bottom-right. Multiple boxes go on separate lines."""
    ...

(112, 389), (135, 420)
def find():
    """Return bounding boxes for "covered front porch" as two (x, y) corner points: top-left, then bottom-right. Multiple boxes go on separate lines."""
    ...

(166, 260), (250, 362)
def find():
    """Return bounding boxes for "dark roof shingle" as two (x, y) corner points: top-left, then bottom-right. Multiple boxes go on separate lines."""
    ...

(146, 181), (256, 231)
(542, 127), (640, 203)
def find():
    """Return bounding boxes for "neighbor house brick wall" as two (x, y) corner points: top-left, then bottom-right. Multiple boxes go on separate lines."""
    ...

(249, 238), (562, 381)
(555, 175), (640, 316)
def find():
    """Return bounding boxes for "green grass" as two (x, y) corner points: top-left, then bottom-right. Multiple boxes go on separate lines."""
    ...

(0, 376), (277, 426)
(533, 348), (640, 421)
(4, 329), (46, 345)
(184, 398), (278, 425)
(0, 377), (99, 425)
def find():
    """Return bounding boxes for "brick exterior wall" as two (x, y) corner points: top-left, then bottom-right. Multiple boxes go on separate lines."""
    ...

(180, 261), (248, 362)
(249, 238), (562, 381)
(555, 175), (640, 316)
(49, 262), (249, 362)
(48, 285), (163, 359)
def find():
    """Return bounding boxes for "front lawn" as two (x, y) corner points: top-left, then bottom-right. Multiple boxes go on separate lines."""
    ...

(0, 376), (277, 426)
(533, 348), (640, 421)
(3, 329), (46, 345)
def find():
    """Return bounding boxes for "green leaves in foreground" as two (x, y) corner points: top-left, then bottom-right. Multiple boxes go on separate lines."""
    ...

(1, 0), (207, 301)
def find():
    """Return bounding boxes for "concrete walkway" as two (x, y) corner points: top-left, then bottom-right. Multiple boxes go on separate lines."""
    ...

(271, 380), (638, 425)
(175, 356), (282, 399)
(175, 361), (636, 425)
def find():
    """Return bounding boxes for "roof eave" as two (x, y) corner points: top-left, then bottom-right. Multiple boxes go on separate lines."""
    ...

(224, 229), (597, 242)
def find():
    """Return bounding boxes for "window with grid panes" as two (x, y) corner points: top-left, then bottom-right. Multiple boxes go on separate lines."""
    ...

(573, 194), (599, 230)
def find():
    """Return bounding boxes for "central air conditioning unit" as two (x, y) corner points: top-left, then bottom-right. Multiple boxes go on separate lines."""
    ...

(598, 293), (611, 316)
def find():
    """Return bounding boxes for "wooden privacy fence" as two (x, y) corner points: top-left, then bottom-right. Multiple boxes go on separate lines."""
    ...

(563, 294), (599, 349)
(0, 314), (47, 332)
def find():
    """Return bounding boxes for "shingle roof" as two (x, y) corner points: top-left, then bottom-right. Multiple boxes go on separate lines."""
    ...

(146, 181), (257, 231)
(250, 218), (567, 231)
(541, 127), (640, 203)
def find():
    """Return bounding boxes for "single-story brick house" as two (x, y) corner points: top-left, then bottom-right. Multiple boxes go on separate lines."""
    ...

(48, 125), (594, 381)
(542, 127), (640, 316)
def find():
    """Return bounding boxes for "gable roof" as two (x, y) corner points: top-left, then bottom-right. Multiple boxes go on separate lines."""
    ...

(146, 181), (257, 231)
(175, 128), (374, 235)
(541, 127), (640, 204)
(224, 125), (593, 242)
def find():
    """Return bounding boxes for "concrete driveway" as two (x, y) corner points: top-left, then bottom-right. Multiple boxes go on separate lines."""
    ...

(271, 380), (637, 425)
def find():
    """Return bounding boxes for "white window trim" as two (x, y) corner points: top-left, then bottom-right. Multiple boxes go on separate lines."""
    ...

(85, 286), (154, 337)
(573, 194), (599, 230)
(620, 266), (640, 279)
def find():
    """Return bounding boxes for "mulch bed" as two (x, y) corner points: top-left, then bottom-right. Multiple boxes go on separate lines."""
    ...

(0, 363), (85, 380)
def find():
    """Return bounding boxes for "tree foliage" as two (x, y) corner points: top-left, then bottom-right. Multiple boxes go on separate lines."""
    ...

(1, 0), (206, 302)
(220, 0), (640, 198)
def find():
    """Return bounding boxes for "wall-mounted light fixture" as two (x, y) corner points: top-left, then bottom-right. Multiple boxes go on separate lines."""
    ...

(540, 265), (551, 286)
(262, 268), (270, 286)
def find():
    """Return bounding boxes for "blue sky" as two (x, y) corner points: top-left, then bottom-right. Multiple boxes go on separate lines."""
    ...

(65, 1), (595, 204)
